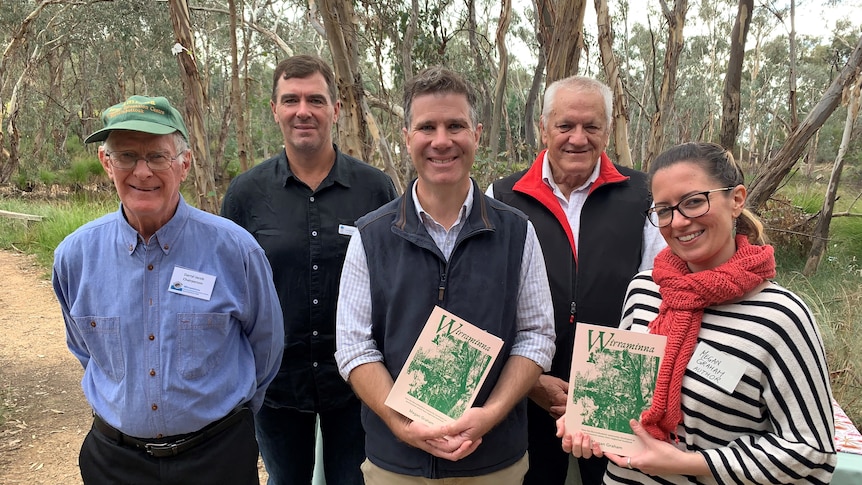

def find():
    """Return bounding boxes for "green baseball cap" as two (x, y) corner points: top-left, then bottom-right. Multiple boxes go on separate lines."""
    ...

(84, 95), (189, 143)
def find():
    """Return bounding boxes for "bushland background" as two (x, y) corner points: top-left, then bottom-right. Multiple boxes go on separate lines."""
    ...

(2, 0), (862, 482)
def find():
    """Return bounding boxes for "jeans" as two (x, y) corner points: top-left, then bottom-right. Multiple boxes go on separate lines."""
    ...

(256, 398), (365, 485)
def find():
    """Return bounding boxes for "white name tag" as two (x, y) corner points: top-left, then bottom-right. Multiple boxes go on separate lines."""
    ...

(687, 341), (746, 394)
(168, 266), (216, 301)
(338, 224), (357, 237)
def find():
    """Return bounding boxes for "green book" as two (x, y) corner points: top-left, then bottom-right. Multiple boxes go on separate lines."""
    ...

(565, 323), (667, 456)
(385, 305), (503, 426)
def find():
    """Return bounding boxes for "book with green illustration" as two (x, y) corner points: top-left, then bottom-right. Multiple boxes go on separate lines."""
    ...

(565, 323), (667, 456)
(385, 305), (503, 426)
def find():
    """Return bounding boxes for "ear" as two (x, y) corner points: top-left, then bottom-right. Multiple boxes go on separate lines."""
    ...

(98, 146), (114, 180)
(731, 184), (747, 217)
(270, 99), (278, 123)
(539, 117), (549, 147)
(179, 150), (193, 182)
(332, 99), (341, 121)
(473, 123), (483, 146)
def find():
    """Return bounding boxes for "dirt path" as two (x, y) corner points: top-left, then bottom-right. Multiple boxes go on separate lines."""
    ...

(0, 250), (271, 484)
(0, 250), (86, 484)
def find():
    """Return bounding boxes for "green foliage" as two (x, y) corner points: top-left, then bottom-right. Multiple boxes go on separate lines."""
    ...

(66, 158), (105, 186)
(0, 195), (116, 269)
(38, 169), (57, 186)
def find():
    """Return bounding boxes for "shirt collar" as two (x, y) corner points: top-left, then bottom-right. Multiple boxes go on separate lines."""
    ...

(540, 151), (601, 197)
(411, 179), (474, 226)
(119, 194), (189, 255)
(280, 144), (351, 190)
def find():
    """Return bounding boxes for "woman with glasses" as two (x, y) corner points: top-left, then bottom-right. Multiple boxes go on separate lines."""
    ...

(556, 142), (835, 484)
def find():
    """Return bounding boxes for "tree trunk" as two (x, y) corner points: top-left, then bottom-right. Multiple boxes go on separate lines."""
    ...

(401, 0), (418, 81)
(167, 0), (219, 213)
(719, 0), (753, 150)
(748, 34), (862, 210)
(788, 0), (799, 131)
(363, 98), (404, 194)
(803, 79), (861, 276)
(525, 1), (546, 150)
(643, 0), (688, 171)
(803, 130), (819, 177)
(318, 0), (369, 161)
(595, 0), (632, 168)
(467, 0), (493, 146)
(489, 0), (512, 159)
(229, 0), (250, 173)
(543, 0), (586, 86)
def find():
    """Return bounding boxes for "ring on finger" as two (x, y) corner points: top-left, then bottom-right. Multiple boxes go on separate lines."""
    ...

(626, 457), (633, 469)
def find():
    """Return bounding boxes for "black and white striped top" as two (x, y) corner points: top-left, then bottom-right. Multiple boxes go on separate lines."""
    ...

(604, 271), (836, 485)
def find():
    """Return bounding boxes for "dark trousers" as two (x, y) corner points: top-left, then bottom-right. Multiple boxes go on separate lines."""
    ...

(523, 400), (608, 485)
(79, 409), (259, 485)
(255, 397), (365, 485)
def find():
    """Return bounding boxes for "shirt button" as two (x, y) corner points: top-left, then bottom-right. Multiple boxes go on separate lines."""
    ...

(156, 434), (163, 438)
(310, 196), (315, 202)
(163, 244), (169, 250)
(148, 334), (155, 341)
(149, 369), (156, 376)
(151, 404), (158, 411)
(147, 264), (154, 271)
(312, 264), (318, 271)
(90, 321), (97, 327)
(311, 230), (318, 237)
(312, 299), (319, 305)
(312, 330), (319, 336)
(312, 362), (319, 368)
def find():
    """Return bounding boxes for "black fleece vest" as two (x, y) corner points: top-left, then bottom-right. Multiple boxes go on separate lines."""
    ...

(492, 164), (650, 378)
(356, 179), (529, 478)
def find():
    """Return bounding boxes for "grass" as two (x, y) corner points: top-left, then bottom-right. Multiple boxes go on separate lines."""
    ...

(765, 170), (862, 429)
(0, 193), (117, 271)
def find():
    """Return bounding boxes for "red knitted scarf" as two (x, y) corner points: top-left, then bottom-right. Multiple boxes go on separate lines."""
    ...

(640, 235), (776, 441)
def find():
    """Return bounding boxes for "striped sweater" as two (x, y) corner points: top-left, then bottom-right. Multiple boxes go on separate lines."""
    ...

(604, 271), (836, 485)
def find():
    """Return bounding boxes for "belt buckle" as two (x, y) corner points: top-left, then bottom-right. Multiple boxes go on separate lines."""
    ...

(144, 441), (181, 457)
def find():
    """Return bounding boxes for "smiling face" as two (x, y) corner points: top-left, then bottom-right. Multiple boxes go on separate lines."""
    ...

(540, 87), (610, 192)
(650, 161), (746, 272)
(101, 130), (190, 238)
(270, 72), (339, 156)
(403, 92), (481, 194)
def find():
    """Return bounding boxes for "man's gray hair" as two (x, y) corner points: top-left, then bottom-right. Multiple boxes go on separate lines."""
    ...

(541, 76), (613, 128)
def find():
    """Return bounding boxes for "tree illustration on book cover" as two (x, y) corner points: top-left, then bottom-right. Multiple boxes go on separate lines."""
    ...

(385, 306), (503, 426)
(566, 323), (667, 455)
(405, 330), (491, 418)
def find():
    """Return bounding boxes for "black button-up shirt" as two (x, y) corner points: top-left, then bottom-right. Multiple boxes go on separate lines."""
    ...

(221, 146), (397, 411)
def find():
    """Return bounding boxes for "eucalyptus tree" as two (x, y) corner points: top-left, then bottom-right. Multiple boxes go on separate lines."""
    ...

(748, 33), (862, 210)
(642, 0), (688, 170)
(719, 0), (754, 150)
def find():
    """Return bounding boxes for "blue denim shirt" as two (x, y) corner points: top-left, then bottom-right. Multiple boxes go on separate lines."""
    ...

(52, 196), (284, 438)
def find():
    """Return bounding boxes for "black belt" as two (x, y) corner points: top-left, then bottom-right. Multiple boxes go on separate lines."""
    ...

(92, 405), (249, 458)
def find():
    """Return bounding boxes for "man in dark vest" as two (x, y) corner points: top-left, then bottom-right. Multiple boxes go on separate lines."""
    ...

(489, 76), (665, 485)
(335, 66), (556, 484)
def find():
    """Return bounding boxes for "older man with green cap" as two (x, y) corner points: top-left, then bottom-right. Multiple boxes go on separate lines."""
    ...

(52, 95), (284, 484)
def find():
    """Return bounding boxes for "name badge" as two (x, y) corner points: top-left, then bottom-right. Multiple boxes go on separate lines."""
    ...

(168, 266), (216, 301)
(338, 224), (357, 237)
(687, 341), (746, 394)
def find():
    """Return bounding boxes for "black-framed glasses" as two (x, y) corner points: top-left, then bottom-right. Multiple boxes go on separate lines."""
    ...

(106, 150), (186, 171)
(645, 187), (735, 228)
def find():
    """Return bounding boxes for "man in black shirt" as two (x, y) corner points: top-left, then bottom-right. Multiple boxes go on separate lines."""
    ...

(221, 55), (398, 485)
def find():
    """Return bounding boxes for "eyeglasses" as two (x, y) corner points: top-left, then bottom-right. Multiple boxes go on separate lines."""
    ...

(106, 150), (186, 171)
(645, 187), (735, 228)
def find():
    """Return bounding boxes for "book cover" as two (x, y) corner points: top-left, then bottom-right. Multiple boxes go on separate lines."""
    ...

(565, 323), (667, 456)
(385, 305), (504, 426)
